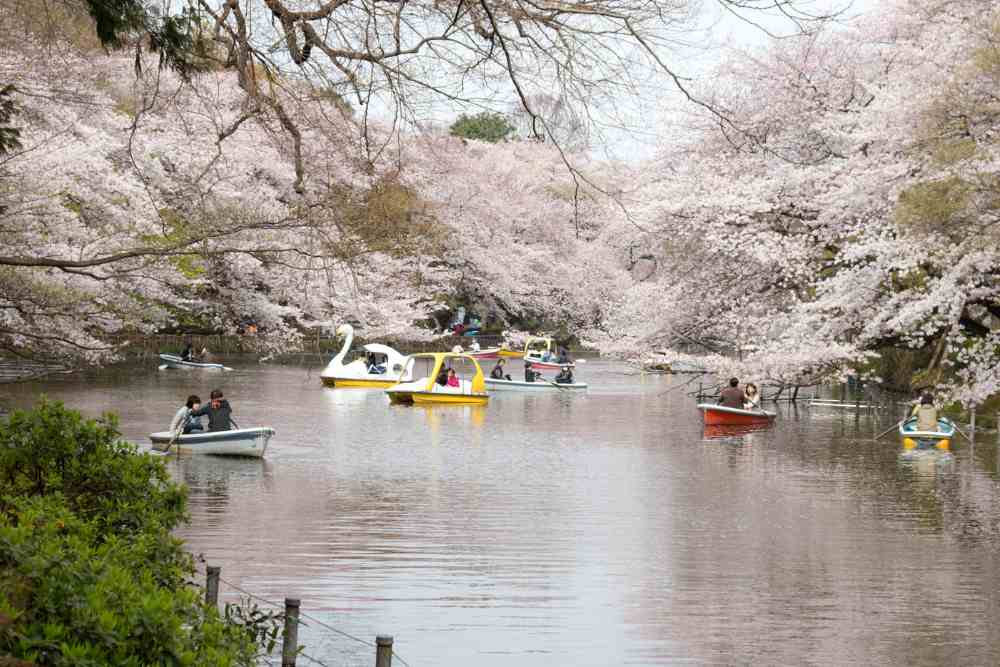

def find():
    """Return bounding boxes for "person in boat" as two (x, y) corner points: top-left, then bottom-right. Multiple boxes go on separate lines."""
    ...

(470, 339), (481, 352)
(190, 389), (234, 432)
(525, 362), (540, 383)
(911, 392), (939, 431)
(169, 395), (204, 434)
(555, 365), (574, 384)
(436, 368), (449, 386)
(446, 368), (460, 388)
(181, 341), (196, 361)
(743, 383), (761, 410)
(719, 378), (744, 408)
(557, 347), (572, 364)
(491, 359), (512, 381)
(366, 352), (386, 375)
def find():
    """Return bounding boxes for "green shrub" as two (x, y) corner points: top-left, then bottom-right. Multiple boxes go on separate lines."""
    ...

(0, 400), (266, 666)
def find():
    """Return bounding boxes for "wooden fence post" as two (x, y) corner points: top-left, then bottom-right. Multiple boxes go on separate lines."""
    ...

(375, 635), (393, 667)
(281, 598), (300, 667)
(205, 566), (220, 608)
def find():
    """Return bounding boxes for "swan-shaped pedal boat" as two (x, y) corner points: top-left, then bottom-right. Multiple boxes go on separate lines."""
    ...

(320, 324), (412, 388)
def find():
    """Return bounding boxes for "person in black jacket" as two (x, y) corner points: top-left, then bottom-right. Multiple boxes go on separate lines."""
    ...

(524, 362), (539, 383)
(490, 359), (511, 380)
(191, 389), (234, 431)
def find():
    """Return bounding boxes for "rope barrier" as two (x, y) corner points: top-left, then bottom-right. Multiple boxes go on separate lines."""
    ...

(212, 574), (414, 667)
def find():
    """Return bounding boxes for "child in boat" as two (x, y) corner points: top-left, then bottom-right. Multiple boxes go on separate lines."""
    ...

(911, 393), (939, 431)
(446, 368), (460, 387)
(190, 389), (234, 432)
(491, 359), (511, 380)
(555, 366), (574, 384)
(169, 395), (204, 434)
(743, 383), (761, 409)
(524, 362), (539, 383)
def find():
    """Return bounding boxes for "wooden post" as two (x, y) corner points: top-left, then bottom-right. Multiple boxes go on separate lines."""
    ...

(281, 598), (300, 667)
(697, 381), (702, 401)
(205, 566), (220, 608)
(971, 408), (977, 442)
(375, 635), (393, 667)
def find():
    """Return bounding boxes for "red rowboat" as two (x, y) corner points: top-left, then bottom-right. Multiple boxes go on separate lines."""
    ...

(698, 403), (776, 426)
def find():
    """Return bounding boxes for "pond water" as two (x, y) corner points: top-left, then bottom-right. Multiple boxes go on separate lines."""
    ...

(4, 359), (1000, 666)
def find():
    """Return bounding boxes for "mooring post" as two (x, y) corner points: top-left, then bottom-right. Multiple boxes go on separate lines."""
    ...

(205, 566), (220, 608)
(375, 635), (393, 667)
(697, 381), (702, 401)
(971, 408), (977, 442)
(281, 598), (301, 667)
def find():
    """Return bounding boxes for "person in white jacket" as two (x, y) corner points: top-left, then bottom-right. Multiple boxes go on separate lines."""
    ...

(169, 395), (204, 434)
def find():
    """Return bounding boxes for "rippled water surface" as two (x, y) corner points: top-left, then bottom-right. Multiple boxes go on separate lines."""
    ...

(6, 359), (1000, 665)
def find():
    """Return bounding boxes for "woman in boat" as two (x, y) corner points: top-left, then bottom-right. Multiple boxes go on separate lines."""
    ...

(181, 342), (195, 361)
(446, 368), (460, 388)
(436, 368), (449, 386)
(743, 383), (761, 409)
(555, 366), (574, 384)
(169, 395), (204, 434)
(911, 392), (939, 431)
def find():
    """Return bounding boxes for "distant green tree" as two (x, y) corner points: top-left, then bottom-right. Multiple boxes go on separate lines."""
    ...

(449, 112), (516, 143)
(0, 84), (20, 157)
(82, 0), (204, 78)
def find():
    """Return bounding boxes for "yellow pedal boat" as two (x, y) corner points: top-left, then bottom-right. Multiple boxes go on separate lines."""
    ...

(385, 352), (489, 406)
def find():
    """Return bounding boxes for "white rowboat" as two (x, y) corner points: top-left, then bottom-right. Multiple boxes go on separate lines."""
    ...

(158, 353), (231, 371)
(149, 427), (274, 457)
(486, 378), (587, 391)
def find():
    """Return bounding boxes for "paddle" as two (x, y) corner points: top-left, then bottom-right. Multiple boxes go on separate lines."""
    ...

(162, 423), (184, 455)
(950, 420), (972, 442)
(872, 421), (901, 442)
(536, 373), (570, 391)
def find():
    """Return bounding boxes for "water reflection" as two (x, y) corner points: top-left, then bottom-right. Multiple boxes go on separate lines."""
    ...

(5, 363), (1000, 665)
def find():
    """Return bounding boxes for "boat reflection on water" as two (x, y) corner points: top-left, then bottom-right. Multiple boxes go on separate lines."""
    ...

(898, 447), (955, 469)
(702, 422), (773, 440)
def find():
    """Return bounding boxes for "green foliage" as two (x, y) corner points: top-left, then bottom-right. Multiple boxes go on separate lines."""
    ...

(0, 401), (268, 665)
(449, 112), (516, 143)
(82, 1), (206, 79)
(0, 85), (21, 158)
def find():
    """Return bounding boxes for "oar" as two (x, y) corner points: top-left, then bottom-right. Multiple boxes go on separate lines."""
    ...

(873, 421), (902, 442)
(162, 424), (184, 454)
(950, 420), (973, 442)
(537, 374), (569, 391)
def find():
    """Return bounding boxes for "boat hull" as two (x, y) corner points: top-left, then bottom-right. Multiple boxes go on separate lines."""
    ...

(321, 376), (399, 388)
(524, 358), (574, 371)
(158, 353), (227, 370)
(486, 378), (587, 391)
(899, 417), (955, 450)
(497, 349), (524, 359)
(388, 390), (488, 406)
(698, 403), (776, 426)
(149, 427), (273, 457)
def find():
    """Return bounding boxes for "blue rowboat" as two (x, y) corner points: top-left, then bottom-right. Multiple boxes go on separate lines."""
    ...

(899, 416), (955, 450)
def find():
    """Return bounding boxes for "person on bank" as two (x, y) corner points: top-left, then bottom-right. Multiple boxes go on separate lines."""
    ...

(719, 378), (744, 408)
(525, 362), (540, 383)
(555, 365), (574, 384)
(169, 395), (204, 434)
(911, 392), (939, 431)
(743, 383), (761, 410)
(190, 389), (234, 432)
(491, 359), (511, 381)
